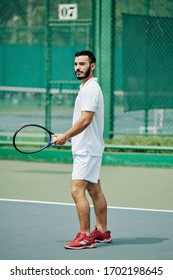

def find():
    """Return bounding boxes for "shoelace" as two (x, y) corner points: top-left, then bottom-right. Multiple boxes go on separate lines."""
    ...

(73, 232), (84, 241)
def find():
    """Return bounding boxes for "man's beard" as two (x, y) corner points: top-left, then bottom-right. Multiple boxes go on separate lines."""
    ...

(75, 65), (91, 80)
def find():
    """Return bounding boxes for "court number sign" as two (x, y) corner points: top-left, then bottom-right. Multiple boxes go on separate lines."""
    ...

(58, 4), (78, 20)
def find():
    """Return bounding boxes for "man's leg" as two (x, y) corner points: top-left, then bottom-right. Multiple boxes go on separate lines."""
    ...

(71, 179), (90, 236)
(87, 180), (107, 232)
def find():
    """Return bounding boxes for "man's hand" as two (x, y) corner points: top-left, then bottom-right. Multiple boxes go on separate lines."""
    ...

(53, 134), (67, 145)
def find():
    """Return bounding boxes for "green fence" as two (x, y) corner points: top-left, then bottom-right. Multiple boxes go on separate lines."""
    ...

(0, 0), (173, 147)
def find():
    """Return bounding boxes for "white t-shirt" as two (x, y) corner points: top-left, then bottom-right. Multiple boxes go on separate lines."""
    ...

(72, 77), (105, 156)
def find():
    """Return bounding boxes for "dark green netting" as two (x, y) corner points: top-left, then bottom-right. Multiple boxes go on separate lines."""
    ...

(123, 14), (173, 111)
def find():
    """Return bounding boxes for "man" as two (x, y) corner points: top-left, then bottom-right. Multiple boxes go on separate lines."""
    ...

(54, 50), (111, 249)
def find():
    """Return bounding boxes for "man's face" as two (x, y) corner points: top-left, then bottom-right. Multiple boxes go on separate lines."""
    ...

(74, 55), (91, 80)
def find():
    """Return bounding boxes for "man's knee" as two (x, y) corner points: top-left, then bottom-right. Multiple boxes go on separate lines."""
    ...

(71, 180), (87, 200)
(87, 183), (101, 199)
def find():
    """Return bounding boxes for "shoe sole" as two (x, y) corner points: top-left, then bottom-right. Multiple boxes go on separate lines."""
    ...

(64, 244), (96, 250)
(95, 238), (112, 243)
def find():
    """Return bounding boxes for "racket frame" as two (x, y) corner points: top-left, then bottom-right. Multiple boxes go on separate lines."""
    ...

(13, 124), (54, 154)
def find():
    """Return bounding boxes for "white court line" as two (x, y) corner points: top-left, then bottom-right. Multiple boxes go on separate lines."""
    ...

(0, 198), (173, 213)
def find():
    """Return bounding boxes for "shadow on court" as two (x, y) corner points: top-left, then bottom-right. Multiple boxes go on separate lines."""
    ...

(0, 160), (173, 260)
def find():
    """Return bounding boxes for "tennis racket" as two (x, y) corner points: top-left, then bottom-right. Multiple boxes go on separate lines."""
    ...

(13, 124), (62, 154)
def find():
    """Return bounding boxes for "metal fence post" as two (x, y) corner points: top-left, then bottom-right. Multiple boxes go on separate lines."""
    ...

(99, 0), (115, 139)
(93, 0), (101, 81)
(45, 0), (51, 131)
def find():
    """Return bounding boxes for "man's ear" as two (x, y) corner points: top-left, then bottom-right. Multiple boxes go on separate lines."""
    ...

(91, 63), (96, 71)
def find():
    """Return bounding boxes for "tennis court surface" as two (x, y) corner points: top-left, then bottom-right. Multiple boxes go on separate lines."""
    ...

(0, 160), (173, 260)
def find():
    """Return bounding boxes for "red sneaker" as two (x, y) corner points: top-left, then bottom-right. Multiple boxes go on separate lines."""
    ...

(90, 227), (112, 243)
(64, 232), (96, 249)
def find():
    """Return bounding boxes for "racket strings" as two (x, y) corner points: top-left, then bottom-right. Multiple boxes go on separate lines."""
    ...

(14, 126), (51, 153)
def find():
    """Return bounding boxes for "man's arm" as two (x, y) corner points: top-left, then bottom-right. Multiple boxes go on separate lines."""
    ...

(53, 110), (94, 145)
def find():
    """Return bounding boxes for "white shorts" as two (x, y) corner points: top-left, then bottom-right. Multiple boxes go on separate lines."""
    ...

(72, 155), (102, 184)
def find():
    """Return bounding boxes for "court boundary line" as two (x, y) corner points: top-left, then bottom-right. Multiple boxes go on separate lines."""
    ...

(0, 198), (173, 213)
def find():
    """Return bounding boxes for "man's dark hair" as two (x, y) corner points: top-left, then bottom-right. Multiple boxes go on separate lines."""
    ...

(75, 50), (96, 64)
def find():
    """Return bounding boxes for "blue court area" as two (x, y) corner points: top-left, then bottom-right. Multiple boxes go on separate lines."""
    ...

(0, 160), (173, 260)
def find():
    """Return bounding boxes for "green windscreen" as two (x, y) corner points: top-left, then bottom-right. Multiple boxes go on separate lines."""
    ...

(123, 14), (173, 112)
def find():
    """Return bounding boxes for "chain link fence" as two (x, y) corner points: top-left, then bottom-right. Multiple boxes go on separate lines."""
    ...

(114, 0), (173, 139)
(0, 0), (173, 146)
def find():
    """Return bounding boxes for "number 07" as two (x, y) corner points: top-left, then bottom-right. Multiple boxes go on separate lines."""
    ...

(58, 4), (78, 20)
